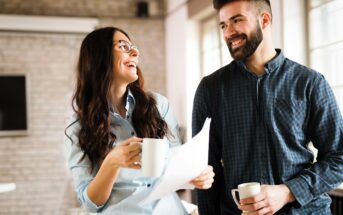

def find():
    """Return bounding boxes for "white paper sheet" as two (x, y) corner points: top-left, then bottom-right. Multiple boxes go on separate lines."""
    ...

(139, 118), (211, 205)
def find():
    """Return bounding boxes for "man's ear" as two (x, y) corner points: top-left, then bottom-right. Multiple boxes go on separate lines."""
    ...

(260, 12), (272, 29)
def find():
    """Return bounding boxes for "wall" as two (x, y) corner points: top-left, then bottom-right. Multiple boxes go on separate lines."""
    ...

(282, 0), (307, 65)
(0, 1), (166, 214)
(0, 0), (164, 18)
(186, 0), (212, 141)
(270, 0), (284, 50)
(0, 32), (83, 214)
(165, 0), (188, 135)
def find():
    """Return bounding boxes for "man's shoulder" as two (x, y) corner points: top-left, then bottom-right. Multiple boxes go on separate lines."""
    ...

(283, 58), (322, 79)
(203, 61), (236, 83)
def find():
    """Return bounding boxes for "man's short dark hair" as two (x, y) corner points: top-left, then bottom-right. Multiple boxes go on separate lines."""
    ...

(213, 0), (272, 19)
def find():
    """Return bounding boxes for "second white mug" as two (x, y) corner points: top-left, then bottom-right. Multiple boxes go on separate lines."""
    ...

(231, 182), (261, 212)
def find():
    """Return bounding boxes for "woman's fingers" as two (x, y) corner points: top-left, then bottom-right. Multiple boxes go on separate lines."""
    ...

(130, 153), (142, 163)
(108, 137), (142, 168)
(123, 136), (143, 144)
(192, 178), (214, 189)
(128, 160), (142, 169)
(193, 171), (215, 182)
(190, 165), (215, 189)
(193, 166), (215, 181)
(128, 142), (142, 153)
(199, 165), (214, 176)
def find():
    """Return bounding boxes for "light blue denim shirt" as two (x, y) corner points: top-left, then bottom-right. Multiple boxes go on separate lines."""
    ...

(64, 91), (187, 214)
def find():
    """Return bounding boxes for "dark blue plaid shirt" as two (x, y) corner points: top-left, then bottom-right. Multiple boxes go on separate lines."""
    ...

(192, 49), (343, 215)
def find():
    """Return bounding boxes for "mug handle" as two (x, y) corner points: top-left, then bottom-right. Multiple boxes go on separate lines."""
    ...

(231, 189), (240, 207)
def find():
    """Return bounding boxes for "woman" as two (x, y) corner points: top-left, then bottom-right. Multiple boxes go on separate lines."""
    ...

(64, 27), (214, 214)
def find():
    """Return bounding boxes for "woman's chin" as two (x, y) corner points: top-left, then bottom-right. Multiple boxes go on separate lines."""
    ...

(129, 73), (139, 82)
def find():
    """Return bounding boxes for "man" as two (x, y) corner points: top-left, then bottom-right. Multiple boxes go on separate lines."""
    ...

(192, 0), (343, 214)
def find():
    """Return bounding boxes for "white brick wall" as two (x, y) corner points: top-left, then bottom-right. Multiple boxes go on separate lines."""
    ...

(0, 0), (164, 18)
(0, 32), (83, 214)
(0, 3), (166, 214)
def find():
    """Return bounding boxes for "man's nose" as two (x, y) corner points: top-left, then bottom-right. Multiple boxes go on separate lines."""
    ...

(223, 24), (236, 40)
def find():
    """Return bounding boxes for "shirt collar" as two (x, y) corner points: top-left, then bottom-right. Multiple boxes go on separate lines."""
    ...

(108, 89), (136, 114)
(125, 89), (135, 110)
(264, 49), (284, 74)
(237, 49), (284, 75)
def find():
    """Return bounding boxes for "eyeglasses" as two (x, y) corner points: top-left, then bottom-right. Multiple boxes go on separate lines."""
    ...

(114, 40), (139, 53)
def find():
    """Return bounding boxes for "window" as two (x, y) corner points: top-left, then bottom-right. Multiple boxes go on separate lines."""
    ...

(308, 0), (343, 113)
(200, 14), (232, 77)
(308, 0), (343, 191)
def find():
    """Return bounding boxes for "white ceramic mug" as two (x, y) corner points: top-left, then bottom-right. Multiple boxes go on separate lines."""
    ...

(141, 138), (168, 177)
(231, 182), (261, 212)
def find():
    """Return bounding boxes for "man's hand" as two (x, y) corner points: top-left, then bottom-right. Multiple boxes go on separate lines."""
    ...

(238, 184), (295, 214)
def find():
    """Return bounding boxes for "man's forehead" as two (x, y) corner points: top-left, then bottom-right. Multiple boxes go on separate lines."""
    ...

(218, 2), (255, 21)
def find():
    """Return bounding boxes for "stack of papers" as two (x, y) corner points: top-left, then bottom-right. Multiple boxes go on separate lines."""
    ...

(139, 118), (211, 205)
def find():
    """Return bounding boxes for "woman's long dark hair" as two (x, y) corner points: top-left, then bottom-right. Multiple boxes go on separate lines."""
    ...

(68, 27), (168, 171)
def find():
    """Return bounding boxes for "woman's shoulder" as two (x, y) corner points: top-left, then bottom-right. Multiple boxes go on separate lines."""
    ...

(149, 92), (170, 118)
(150, 92), (168, 103)
(64, 113), (80, 135)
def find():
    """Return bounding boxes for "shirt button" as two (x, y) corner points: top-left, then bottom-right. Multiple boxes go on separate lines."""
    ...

(147, 184), (151, 187)
(131, 131), (135, 135)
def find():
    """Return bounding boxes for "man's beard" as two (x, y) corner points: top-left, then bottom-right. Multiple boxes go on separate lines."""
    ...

(227, 22), (263, 61)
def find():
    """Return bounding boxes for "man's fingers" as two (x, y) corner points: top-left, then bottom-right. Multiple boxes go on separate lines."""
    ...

(239, 199), (266, 212)
(240, 193), (265, 205)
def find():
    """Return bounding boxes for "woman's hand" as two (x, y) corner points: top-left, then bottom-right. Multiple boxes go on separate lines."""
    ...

(104, 136), (142, 169)
(190, 165), (215, 189)
(87, 137), (142, 206)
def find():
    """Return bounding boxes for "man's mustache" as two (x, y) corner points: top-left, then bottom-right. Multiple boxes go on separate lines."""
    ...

(226, 33), (247, 46)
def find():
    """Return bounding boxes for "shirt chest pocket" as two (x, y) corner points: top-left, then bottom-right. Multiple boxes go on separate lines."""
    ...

(272, 98), (308, 136)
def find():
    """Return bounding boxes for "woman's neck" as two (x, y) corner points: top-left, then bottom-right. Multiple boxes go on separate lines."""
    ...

(110, 84), (127, 117)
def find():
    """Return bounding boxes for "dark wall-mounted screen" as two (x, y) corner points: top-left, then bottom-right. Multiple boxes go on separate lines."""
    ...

(0, 75), (27, 136)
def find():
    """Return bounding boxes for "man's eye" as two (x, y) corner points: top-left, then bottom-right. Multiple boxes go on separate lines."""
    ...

(233, 19), (242, 24)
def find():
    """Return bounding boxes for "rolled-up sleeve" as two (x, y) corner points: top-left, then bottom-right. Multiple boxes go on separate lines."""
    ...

(64, 116), (105, 213)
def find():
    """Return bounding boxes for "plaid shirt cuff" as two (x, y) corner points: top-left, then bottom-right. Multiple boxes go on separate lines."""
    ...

(285, 176), (314, 207)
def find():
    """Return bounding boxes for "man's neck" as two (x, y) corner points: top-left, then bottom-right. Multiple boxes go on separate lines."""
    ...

(244, 42), (277, 76)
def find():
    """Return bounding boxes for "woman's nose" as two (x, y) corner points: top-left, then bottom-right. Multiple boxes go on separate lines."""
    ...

(130, 47), (139, 57)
